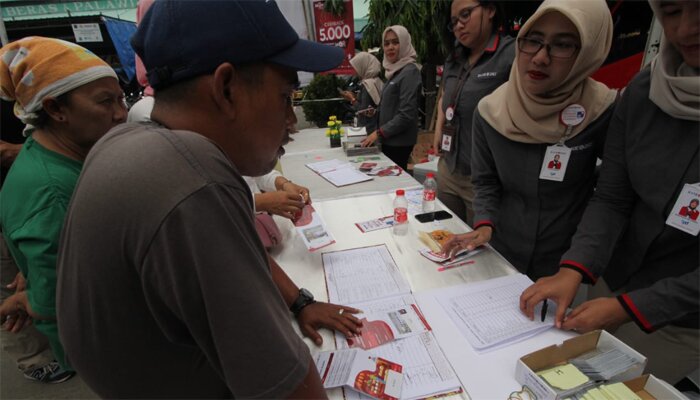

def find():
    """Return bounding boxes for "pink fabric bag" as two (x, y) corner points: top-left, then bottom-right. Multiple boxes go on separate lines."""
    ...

(255, 213), (282, 249)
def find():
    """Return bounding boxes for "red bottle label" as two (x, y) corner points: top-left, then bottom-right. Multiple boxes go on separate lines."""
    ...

(394, 207), (408, 223)
(423, 189), (436, 201)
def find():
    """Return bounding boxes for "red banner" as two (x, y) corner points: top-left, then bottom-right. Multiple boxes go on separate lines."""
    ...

(312, 0), (355, 75)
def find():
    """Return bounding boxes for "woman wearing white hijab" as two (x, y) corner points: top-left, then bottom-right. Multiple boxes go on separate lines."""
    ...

(442, 0), (617, 282)
(361, 25), (422, 171)
(521, 0), (699, 383)
(341, 52), (383, 132)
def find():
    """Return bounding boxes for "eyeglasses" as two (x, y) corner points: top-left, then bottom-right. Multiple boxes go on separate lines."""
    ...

(447, 4), (481, 32)
(517, 37), (580, 59)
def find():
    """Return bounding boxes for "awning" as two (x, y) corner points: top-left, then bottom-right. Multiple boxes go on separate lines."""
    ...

(101, 16), (136, 82)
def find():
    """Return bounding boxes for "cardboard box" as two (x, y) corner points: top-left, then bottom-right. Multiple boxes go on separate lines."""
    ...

(621, 374), (687, 400)
(515, 330), (647, 400)
(343, 141), (381, 156)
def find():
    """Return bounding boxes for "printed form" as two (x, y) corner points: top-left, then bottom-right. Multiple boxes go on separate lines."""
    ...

(434, 273), (555, 352)
(336, 296), (463, 400)
(323, 245), (411, 304)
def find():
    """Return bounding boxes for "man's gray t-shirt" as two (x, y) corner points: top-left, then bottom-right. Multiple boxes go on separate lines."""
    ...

(56, 122), (310, 398)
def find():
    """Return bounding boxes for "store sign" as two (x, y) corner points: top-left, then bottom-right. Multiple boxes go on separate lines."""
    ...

(72, 23), (103, 43)
(312, 0), (355, 75)
(2, 0), (138, 19)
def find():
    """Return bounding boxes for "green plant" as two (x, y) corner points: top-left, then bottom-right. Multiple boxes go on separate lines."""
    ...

(323, 0), (346, 16)
(301, 74), (349, 127)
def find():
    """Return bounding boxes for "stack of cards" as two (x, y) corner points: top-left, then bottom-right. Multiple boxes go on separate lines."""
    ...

(419, 247), (482, 271)
(571, 349), (639, 381)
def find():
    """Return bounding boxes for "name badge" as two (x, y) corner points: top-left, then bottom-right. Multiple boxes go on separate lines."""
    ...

(441, 132), (453, 152)
(539, 145), (572, 182)
(665, 183), (700, 236)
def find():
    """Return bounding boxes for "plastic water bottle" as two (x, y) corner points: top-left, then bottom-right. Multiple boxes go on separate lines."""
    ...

(393, 189), (409, 235)
(422, 173), (437, 213)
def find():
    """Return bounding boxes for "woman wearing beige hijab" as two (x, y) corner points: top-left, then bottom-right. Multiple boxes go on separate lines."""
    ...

(341, 52), (383, 132)
(521, 0), (698, 383)
(442, 0), (616, 281)
(361, 25), (422, 171)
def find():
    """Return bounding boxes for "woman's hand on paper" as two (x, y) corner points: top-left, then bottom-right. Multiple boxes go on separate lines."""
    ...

(255, 191), (305, 220)
(440, 226), (492, 258)
(520, 268), (582, 328)
(361, 131), (379, 147)
(561, 297), (631, 333)
(297, 302), (363, 346)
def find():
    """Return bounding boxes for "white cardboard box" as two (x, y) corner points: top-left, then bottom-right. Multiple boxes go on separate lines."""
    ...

(515, 330), (647, 400)
(621, 374), (688, 399)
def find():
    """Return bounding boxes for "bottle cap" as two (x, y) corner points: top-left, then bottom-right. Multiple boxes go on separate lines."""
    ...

(426, 173), (435, 178)
(396, 189), (405, 195)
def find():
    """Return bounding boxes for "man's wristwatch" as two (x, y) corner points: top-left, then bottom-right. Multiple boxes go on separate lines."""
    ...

(290, 288), (316, 316)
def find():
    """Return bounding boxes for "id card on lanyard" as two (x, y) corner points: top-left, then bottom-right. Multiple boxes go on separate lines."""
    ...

(442, 59), (478, 153)
(539, 104), (586, 182)
(666, 183), (700, 236)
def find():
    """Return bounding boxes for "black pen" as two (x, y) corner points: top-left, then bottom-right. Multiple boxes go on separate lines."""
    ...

(541, 299), (548, 322)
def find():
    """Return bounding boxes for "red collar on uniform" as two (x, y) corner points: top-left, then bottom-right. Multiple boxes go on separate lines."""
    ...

(484, 34), (499, 53)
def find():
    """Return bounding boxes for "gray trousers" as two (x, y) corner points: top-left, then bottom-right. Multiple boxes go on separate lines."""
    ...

(590, 279), (700, 384)
(437, 158), (475, 226)
(1, 235), (53, 371)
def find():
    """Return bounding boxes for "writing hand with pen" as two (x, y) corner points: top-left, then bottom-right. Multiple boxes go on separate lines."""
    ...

(519, 269), (630, 333)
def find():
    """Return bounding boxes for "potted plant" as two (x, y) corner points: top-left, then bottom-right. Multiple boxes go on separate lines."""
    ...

(326, 115), (343, 148)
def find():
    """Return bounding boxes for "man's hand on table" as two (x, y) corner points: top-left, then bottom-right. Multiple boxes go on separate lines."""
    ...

(297, 302), (363, 346)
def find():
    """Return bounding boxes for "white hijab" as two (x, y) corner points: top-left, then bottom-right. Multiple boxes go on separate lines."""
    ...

(382, 25), (418, 80)
(648, 1), (700, 121)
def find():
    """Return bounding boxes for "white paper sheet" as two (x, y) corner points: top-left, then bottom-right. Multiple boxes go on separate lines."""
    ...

(322, 167), (373, 187)
(323, 245), (411, 304)
(342, 333), (462, 400)
(294, 205), (335, 251)
(307, 159), (349, 174)
(434, 274), (555, 352)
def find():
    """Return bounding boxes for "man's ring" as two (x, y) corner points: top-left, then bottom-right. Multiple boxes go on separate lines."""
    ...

(338, 309), (345, 316)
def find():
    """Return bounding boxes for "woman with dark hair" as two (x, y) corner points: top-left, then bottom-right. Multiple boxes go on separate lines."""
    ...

(361, 25), (422, 171)
(433, 0), (515, 225)
(441, 0), (617, 282)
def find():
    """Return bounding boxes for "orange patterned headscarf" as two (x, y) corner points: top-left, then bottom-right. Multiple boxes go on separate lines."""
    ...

(0, 36), (117, 125)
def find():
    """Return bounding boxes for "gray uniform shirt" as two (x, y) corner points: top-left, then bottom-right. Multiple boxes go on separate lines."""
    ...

(442, 34), (515, 175)
(472, 105), (614, 281)
(560, 69), (699, 331)
(378, 63), (422, 146)
(56, 123), (311, 398)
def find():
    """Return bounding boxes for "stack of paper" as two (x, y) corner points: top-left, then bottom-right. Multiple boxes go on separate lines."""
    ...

(537, 363), (595, 398)
(306, 159), (372, 187)
(419, 247), (482, 270)
(321, 248), (463, 399)
(314, 348), (403, 400)
(571, 382), (643, 400)
(571, 349), (640, 381)
(434, 273), (555, 352)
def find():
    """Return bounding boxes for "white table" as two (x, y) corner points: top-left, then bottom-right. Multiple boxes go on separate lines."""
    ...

(280, 128), (420, 201)
(271, 193), (574, 399)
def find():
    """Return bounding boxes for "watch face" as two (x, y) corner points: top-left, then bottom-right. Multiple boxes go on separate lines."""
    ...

(299, 288), (314, 301)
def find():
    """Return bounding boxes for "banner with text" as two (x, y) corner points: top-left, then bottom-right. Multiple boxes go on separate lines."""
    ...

(312, 0), (355, 75)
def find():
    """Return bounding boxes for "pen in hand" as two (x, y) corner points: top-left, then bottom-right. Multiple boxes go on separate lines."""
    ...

(541, 299), (548, 322)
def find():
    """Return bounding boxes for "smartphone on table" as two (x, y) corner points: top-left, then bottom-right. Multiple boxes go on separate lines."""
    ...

(415, 210), (453, 223)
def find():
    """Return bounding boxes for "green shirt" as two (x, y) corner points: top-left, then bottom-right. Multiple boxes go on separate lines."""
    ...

(0, 135), (82, 369)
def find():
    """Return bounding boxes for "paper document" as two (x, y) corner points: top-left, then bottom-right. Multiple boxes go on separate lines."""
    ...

(323, 245), (411, 304)
(294, 204), (335, 251)
(403, 189), (424, 216)
(314, 348), (403, 400)
(434, 274), (555, 352)
(306, 159), (372, 187)
(355, 216), (395, 233)
(340, 332), (462, 400)
(344, 304), (431, 350)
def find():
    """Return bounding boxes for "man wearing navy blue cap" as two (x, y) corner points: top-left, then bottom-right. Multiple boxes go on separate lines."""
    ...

(56, 1), (362, 398)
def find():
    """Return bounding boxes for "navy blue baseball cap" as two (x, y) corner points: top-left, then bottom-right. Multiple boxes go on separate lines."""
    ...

(131, 0), (344, 89)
